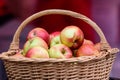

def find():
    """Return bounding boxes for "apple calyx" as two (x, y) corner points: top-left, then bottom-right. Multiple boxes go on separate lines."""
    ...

(61, 48), (66, 54)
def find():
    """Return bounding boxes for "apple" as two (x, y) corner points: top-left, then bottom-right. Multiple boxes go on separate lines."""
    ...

(49, 44), (73, 59)
(25, 46), (49, 58)
(83, 39), (94, 45)
(72, 49), (78, 57)
(94, 42), (111, 52)
(60, 25), (84, 49)
(50, 33), (62, 47)
(27, 28), (50, 44)
(94, 43), (101, 52)
(12, 50), (24, 58)
(50, 31), (60, 42)
(76, 44), (99, 57)
(23, 37), (48, 56)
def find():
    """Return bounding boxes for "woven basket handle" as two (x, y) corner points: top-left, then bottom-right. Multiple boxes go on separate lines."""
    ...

(9, 9), (110, 50)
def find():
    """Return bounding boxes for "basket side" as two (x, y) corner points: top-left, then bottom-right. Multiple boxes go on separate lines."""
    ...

(3, 51), (116, 80)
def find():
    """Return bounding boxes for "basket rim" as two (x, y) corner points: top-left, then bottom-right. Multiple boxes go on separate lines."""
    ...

(0, 48), (119, 63)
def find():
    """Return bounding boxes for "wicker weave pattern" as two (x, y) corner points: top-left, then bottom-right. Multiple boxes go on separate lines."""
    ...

(4, 53), (115, 80)
(0, 9), (119, 80)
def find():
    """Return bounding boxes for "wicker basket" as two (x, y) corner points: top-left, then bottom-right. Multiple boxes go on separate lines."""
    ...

(0, 9), (119, 80)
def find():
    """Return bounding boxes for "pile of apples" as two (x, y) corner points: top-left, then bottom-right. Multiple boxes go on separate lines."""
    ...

(13, 25), (101, 59)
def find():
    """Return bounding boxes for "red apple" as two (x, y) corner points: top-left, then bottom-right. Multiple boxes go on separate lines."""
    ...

(76, 44), (99, 57)
(94, 43), (111, 52)
(83, 39), (94, 45)
(94, 43), (101, 51)
(50, 31), (60, 42)
(23, 37), (48, 56)
(27, 28), (50, 44)
(25, 46), (49, 58)
(50, 32), (61, 47)
(60, 25), (84, 49)
(49, 44), (73, 59)
(72, 49), (78, 57)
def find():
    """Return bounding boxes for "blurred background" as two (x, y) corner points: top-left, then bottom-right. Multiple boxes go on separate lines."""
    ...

(0, 0), (120, 80)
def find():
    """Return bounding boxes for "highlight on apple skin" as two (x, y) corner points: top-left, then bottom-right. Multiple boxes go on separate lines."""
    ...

(60, 25), (84, 49)
(49, 44), (73, 59)
(27, 28), (50, 44)
(25, 46), (49, 58)
(23, 37), (48, 56)
(83, 39), (94, 45)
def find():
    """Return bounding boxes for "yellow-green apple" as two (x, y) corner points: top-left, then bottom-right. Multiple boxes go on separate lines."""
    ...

(49, 44), (73, 59)
(23, 37), (48, 56)
(50, 32), (62, 47)
(25, 46), (49, 58)
(83, 39), (94, 45)
(27, 28), (50, 44)
(76, 44), (99, 57)
(60, 25), (84, 49)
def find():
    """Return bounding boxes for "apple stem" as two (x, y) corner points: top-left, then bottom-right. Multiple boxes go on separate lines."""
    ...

(33, 31), (36, 36)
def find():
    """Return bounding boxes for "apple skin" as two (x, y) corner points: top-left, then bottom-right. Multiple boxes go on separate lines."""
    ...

(25, 46), (49, 58)
(94, 43), (111, 52)
(83, 39), (94, 45)
(50, 31), (60, 42)
(72, 49), (78, 57)
(60, 25), (84, 49)
(49, 44), (73, 59)
(12, 50), (24, 58)
(23, 37), (48, 56)
(50, 33), (62, 47)
(94, 42), (101, 52)
(27, 28), (50, 44)
(76, 44), (99, 57)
